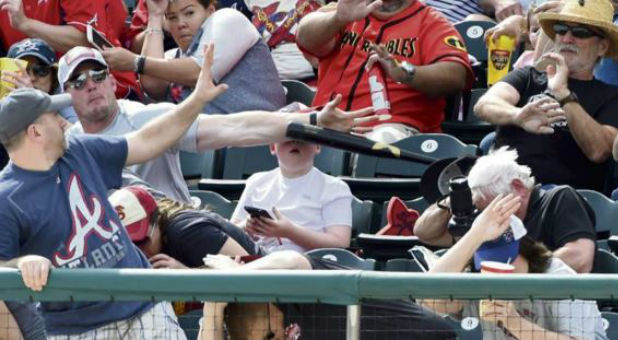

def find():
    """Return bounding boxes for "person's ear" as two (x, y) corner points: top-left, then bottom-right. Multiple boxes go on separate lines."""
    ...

(108, 72), (118, 93)
(510, 178), (526, 196)
(597, 37), (610, 57)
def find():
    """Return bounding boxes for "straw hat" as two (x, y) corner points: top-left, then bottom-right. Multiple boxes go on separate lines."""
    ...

(538, 0), (618, 57)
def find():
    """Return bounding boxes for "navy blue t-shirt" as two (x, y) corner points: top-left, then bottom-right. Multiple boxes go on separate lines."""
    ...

(0, 135), (151, 335)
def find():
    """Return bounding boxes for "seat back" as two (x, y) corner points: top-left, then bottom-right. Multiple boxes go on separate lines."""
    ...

(383, 258), (425, 272)
(221, 146), (278, 179)
(602, 311), (618, 340)
(463, 88), (489, 122)
(189, 190), (238, 219)
(352, 197), (375, 236)
(577, 189), (618, 237)
(380, 196), (429, 227)
(305, 248), (376, 270)
(282, 79), (316, 106)
(314, 147), (349, 176)
(592, 248), (618, 274)
(180, 150), (217, 179)
(442, 315), (483, 340)
(353, 134), (477, 178)
(455, 21), (496, 64)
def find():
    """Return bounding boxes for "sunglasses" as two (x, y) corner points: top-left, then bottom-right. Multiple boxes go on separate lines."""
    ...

(66, 69), (108, 90)
(26, 63), (52, 78)
(553, 23), (602, 39)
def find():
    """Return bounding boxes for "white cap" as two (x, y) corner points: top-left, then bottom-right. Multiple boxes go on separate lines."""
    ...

(58, 46), (109, 88)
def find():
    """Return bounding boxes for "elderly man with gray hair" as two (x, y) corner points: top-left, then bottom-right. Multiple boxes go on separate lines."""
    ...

(414, 147), (596, 273)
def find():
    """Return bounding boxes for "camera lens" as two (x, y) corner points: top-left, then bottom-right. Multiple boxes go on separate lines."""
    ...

(449, 176), (474, 216)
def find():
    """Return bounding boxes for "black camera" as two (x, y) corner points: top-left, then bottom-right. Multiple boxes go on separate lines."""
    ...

(447, 176), (479, 237)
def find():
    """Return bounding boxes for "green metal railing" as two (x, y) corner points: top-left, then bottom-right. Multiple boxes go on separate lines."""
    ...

(0, 269), (616, 340)
(0, 268), (616, 302)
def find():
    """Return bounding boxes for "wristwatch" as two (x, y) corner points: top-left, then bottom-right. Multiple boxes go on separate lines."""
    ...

(398, 61), (416, 84)
(556, 91), (579, 107)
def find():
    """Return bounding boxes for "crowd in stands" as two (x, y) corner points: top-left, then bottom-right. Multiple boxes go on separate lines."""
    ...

(1, 0), (618, 339)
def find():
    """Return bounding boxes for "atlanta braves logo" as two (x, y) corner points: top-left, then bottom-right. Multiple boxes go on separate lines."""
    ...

(54, 174), (120, 267)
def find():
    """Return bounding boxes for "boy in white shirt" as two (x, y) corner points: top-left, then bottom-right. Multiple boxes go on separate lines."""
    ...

(231, 139), (352, 253)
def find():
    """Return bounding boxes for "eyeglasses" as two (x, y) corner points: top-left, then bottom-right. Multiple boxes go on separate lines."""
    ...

(66, 69), (108, 90)
(553, 23), (603, 39)
(26, 63), (52, 78)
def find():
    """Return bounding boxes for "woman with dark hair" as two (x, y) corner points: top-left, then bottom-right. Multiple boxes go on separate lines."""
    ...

(101, 0), (285, 114)
(109, 186), (260, 269)
(2, 38), (78, 123)
(423, 194), (607, 340)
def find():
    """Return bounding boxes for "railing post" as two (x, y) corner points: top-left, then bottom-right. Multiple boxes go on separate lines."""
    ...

(346, 304), (361, 340)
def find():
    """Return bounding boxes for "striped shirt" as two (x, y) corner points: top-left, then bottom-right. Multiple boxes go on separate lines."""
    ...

(424, 0), (484, 23)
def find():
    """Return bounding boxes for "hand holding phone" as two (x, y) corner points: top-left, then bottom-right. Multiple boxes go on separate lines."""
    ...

(244, 206), (283, 245)
(87, 25), (114, 51)
(244, 206), (273, 219)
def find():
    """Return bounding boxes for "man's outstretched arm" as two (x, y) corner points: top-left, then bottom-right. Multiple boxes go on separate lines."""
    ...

(124, 44), (227, 166)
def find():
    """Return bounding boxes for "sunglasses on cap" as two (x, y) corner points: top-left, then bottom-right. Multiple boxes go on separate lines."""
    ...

(553, 23), (603, 39)
(26, 63), (52, 78)
(66, 68), (108, 90)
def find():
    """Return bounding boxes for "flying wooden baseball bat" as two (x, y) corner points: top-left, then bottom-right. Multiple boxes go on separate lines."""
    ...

(285, 122), (437, 164)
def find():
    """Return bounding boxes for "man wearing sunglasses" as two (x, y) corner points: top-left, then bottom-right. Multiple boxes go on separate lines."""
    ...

(0, 45), (229, 339)
(59, 46), (377, 204)
(475, 0), (618, 194)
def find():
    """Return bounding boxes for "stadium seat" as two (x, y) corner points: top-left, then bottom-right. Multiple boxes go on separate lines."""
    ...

(189, 190), (238, 219)
(347, 134), (476, 202)
(577, 189), (618, 240)
(352, 197), (375, 237)
(281, 79), (316, 106)
(353, 134), (477, 178)
(220, 146), (278, 180)
(455, 21), (495, 65)
(305, 248), (376, 270)
(383, 258), (425, 272)
(442, 315), (483, 340)
(602, 311), (618, 340)
(179, 150), (217, 179)
(592, 248), (618, 274)
(178, 309), (202, 340)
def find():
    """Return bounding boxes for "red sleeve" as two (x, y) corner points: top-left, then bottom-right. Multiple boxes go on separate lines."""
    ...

(60, 0), (128, 46)
(125, 0), (149, 48)
(418, 7), (474, 88)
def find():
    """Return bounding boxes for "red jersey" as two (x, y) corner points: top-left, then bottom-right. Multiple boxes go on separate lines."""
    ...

(302, 1), (473, 132)
(0, 0), (140, 99)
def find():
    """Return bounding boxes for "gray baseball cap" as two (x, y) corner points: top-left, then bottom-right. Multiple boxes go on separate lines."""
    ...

(0, 88), (72, 144)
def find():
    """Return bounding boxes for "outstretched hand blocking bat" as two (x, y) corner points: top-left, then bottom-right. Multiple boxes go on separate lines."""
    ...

(285, 122), (437, 164)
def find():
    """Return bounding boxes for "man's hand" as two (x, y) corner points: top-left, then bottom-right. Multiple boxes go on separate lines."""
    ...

(317, 94), (386, 133)
(513, 96), (566, 134)
(0, 0), (29, 31)
(190, 44), (228, 104)
(335, 0), (383, 24)
(470, 194), (521, 242)
(101, 47), (138, 72)
(365, 43), (408, 83)
(149, 253), (189, 269)
(480, 299), (520, 330)
(533, 1), (565, 15)
(16, 255), (51, 292)
(493, 0), (523, 22)
(484, 15), (526, 45)
(542, 52), (570, 99)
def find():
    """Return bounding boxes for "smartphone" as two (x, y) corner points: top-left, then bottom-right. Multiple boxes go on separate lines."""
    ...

(244, 206), (272, 219)
(86, 25), (114, 51)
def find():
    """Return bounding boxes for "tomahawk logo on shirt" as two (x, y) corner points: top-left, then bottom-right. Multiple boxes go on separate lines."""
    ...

(53, 174), (126, 268)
